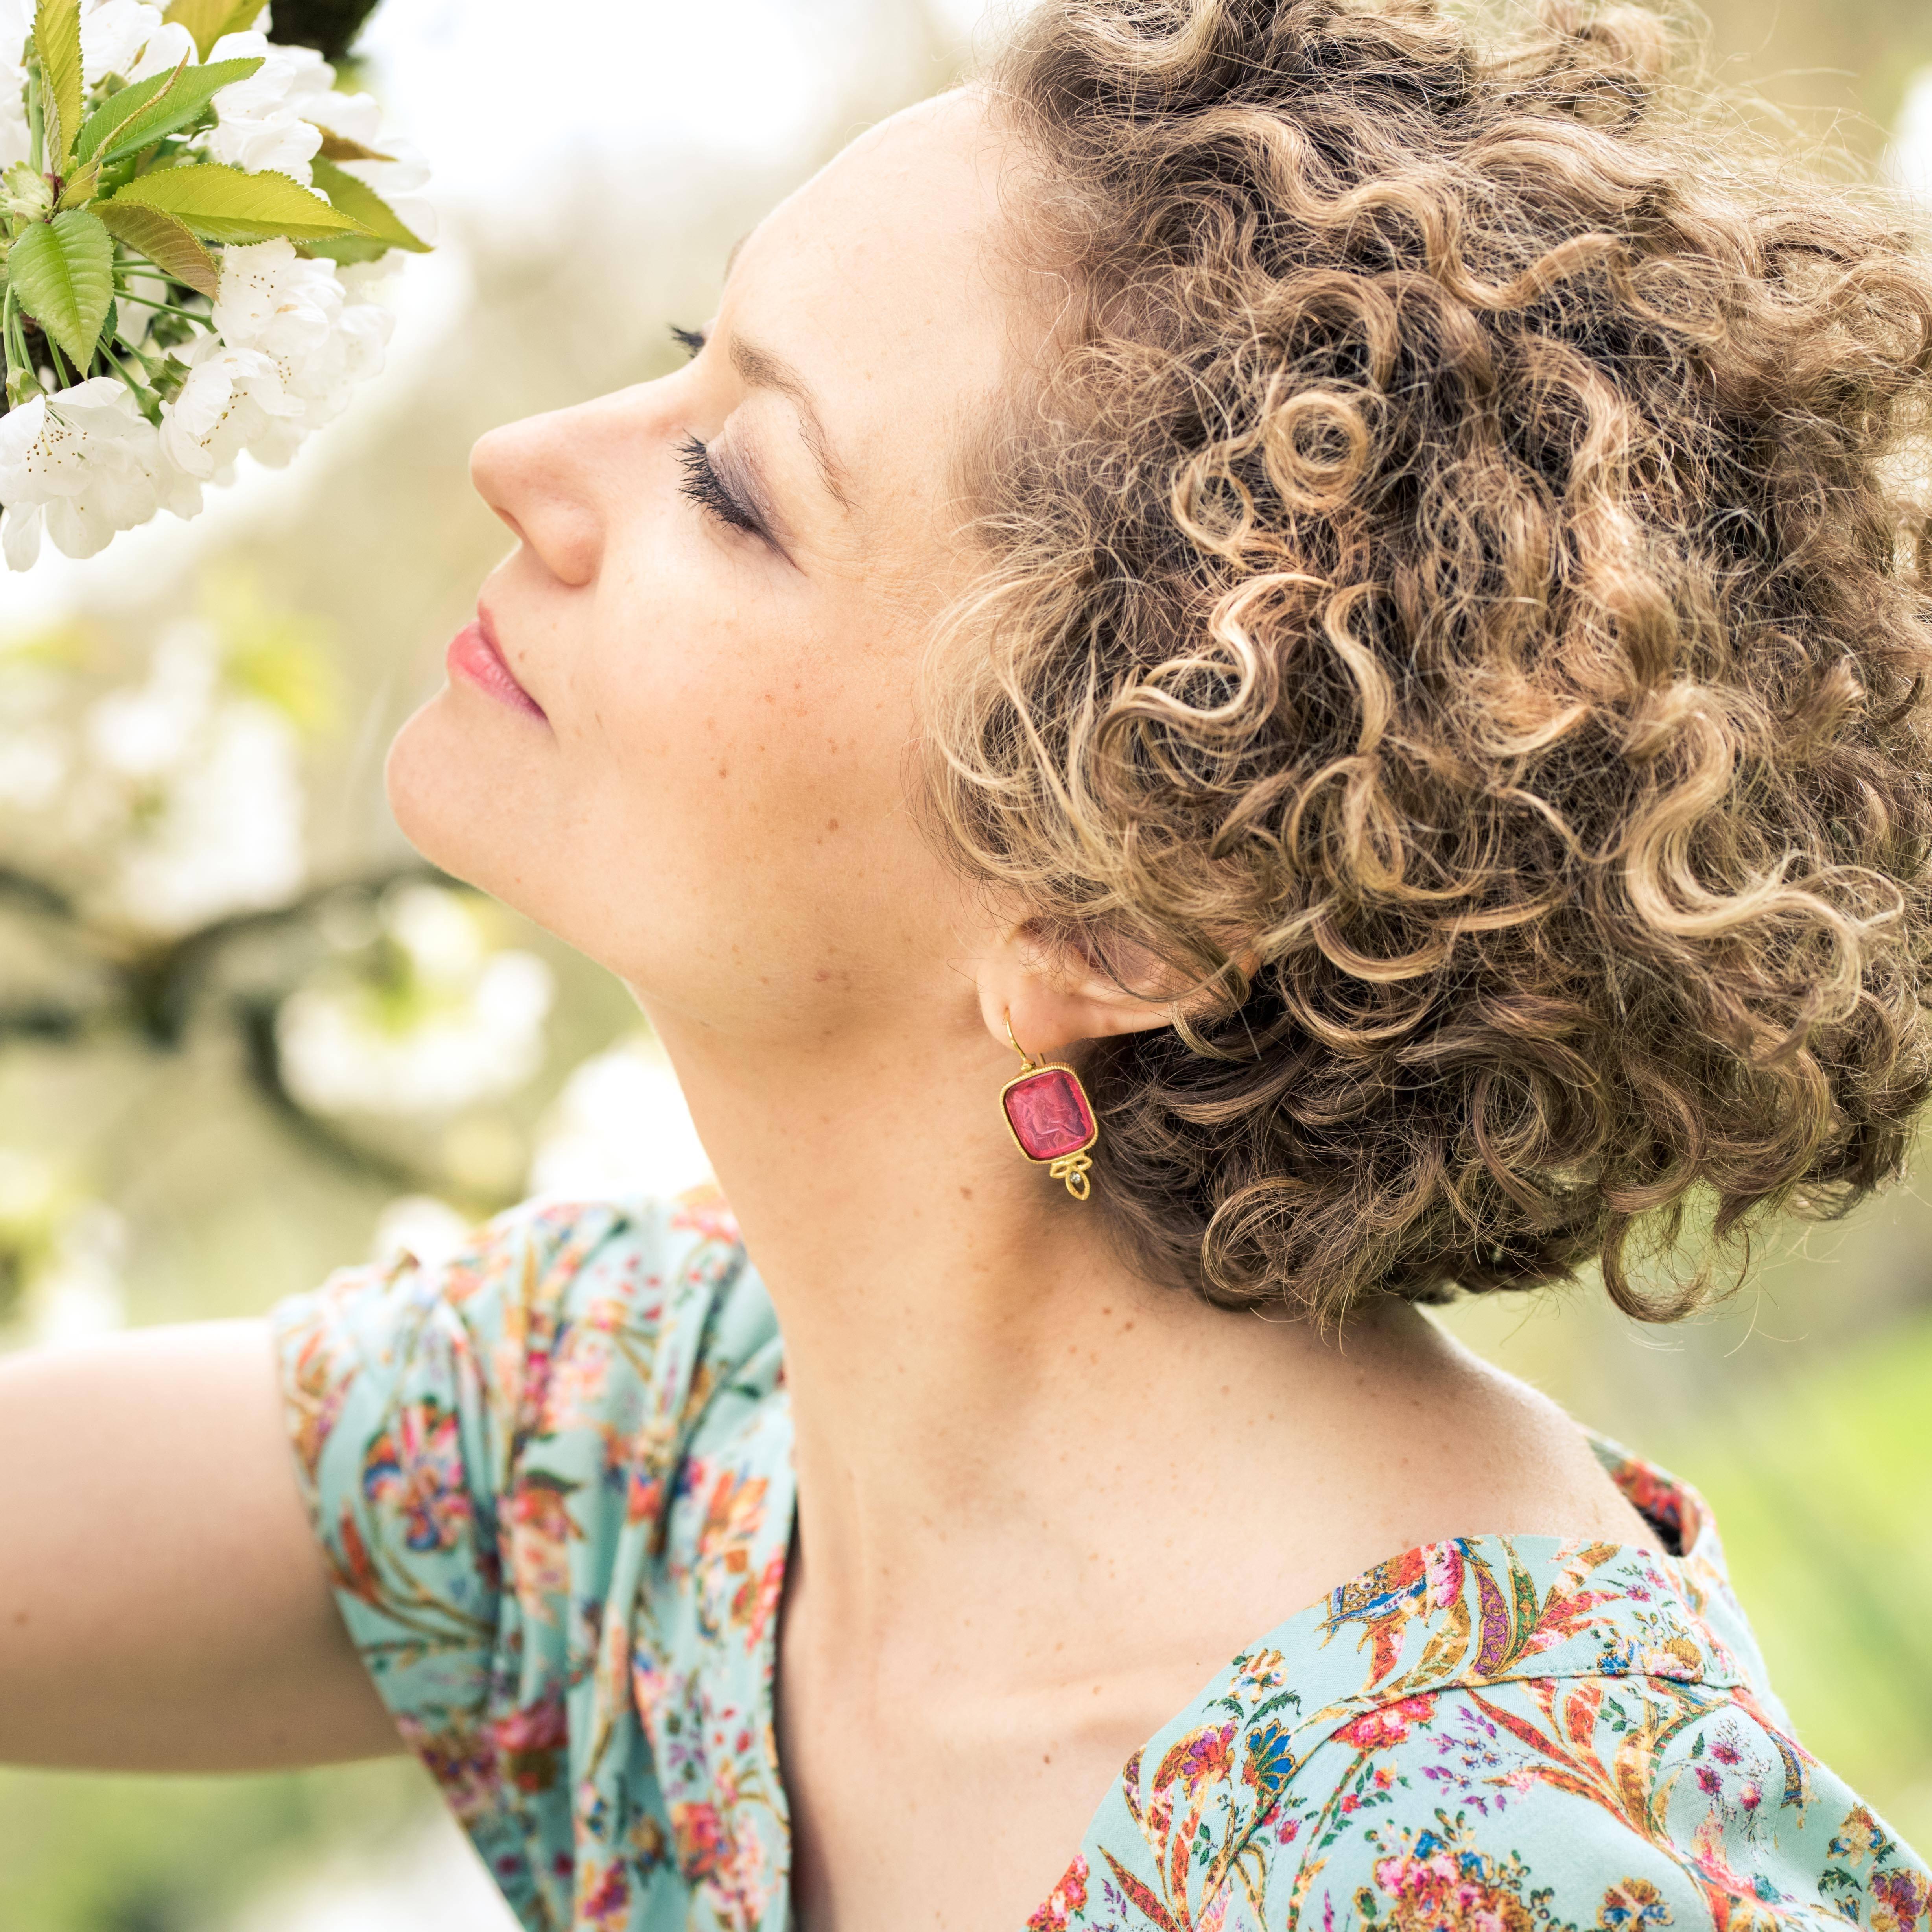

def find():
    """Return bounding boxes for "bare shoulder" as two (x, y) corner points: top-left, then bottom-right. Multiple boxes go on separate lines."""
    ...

(1154, 1294), (1668, 1668)
(1237, 1290), (1667, 1581)
(1363, 1306), (1665, 1557)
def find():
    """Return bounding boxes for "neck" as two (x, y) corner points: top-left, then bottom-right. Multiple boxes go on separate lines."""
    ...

(643, 994), (1423, 1663)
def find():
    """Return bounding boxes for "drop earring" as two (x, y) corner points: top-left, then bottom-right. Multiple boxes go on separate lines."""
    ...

(999, 1013), (1100, 1200)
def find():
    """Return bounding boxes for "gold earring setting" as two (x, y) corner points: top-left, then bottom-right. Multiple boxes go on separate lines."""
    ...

(999, 1014), (1100, 1200)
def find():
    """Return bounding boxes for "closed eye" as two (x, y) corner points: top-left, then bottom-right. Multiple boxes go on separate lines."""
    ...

(671, 324), (706, 359)
(677, 434), (765, 540)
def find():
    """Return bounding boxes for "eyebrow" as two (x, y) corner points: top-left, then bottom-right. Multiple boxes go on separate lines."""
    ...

(730, 333), (852, 512)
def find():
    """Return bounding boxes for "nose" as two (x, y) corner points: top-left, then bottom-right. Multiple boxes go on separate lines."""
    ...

(470, 396), (627, 589)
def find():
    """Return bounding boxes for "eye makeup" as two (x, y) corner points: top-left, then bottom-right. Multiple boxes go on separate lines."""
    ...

(667, 323), (793, 555)
(676, 434), (767, 540)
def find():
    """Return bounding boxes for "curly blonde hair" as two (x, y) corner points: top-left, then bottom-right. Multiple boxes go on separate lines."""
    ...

(925, 0), (1932, 1321)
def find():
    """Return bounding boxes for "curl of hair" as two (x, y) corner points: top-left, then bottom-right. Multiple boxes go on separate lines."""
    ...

(925, 0), (1932, 1321)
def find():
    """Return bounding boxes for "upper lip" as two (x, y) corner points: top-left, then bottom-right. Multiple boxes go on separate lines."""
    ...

(475, 601), (544, 713)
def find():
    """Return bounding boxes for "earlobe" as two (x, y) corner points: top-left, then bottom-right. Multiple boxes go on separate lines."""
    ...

(974, 914), (1261, 1071)
(975, 922), (1177, 1069)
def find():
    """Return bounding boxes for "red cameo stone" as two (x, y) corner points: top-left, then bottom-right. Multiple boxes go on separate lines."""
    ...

(1003, 1067), (1096, 1161)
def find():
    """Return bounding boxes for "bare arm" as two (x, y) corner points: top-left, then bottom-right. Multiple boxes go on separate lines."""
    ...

(0, 1319), (400, 1770)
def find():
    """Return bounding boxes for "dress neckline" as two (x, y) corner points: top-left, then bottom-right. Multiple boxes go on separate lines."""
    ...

(712, 1385), (1739, 1932)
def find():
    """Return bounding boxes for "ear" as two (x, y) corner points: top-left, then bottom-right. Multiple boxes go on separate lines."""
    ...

(975, 918), (1193, 1064)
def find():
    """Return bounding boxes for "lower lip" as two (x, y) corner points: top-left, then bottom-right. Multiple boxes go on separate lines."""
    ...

(446, 620), (547, 721)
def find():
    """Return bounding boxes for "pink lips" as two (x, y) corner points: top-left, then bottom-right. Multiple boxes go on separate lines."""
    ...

(446, 614), (548, 722)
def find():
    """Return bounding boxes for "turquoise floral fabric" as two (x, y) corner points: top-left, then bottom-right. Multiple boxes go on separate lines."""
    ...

(271, 1193), (1931, 1932)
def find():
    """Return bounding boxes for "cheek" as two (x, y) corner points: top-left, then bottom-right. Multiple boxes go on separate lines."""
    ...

(570, 604), (929, 997)
(588, 608), (867, 876)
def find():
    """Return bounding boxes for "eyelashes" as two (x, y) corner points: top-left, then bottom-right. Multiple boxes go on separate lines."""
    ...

(669, 323), (771, 546)
(676, 434), (764, 538)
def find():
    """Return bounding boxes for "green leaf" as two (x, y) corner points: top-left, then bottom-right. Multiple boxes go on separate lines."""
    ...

(296, 232), (389, 266)
(104, 162), (371, 243)
(55, 155), (99, 207)
(8, 208), (114, 369)
(75, 56), (265, 165)
(33, 0), (84, 168)
(74, 68), (181, 166)
(161, 0), (263, 61)
(94, 198), (220, 298)
(309, 156), (429, 254)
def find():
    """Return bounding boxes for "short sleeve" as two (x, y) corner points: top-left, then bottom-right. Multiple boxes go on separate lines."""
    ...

(269, 1193), (762, 1927)
(1270, 1683), (1931, 1932)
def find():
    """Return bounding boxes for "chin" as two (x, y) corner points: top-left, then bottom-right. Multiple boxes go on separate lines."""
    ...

(383, 688), (520, 894)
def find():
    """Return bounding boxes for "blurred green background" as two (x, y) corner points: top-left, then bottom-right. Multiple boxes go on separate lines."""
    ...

(2, 0), (1930, 1925)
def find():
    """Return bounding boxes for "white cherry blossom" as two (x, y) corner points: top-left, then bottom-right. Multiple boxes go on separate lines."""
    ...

(193, 238), (393, 464)
(203, 29), (332, 182)
(262, 288), (393, 457)
(299, 65), (383, 147)
(0, 378), (194, 568)
(80, 0), (196, 87)
(129, 18), (196, 79)
(80, 0), (156, 82)
(159, 334), (302, 478)
(211, 235), (337, 356)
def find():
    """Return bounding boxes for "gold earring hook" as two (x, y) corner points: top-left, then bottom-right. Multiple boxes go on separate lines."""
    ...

(1004, 1009), (1038, 1069)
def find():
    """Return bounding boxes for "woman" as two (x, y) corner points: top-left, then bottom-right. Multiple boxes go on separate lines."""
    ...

(4, 0), (1930, 1926)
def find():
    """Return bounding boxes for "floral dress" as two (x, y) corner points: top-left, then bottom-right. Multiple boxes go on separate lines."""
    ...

(271, 1191), (1931, 1932)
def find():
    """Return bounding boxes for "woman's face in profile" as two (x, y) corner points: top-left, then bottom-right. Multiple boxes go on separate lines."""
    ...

(385, 89), (1020, 1042)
